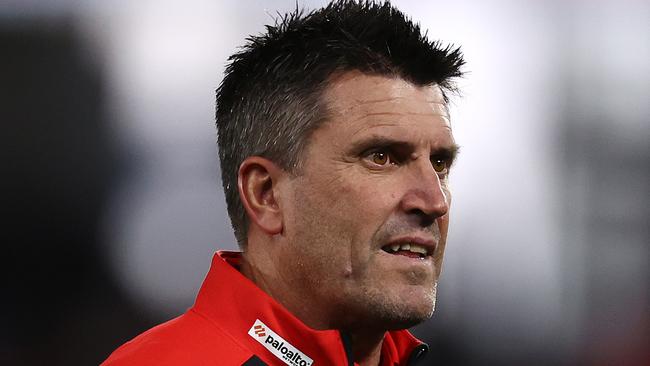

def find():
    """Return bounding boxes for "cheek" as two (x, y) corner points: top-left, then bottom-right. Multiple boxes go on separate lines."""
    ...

(350, 174), (402, 208)
(434, 187), (451, 276)
(439, 182), (452, 223)
(290, 171), (400, 244)
(439, 176), (451, 200)
(343, 177), (398, 231)
(285, 178), (359, 265)
(321, 171), (393, 216)
(316, 176), (395, 263)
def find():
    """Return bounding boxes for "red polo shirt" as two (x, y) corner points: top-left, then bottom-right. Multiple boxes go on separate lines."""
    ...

(102, 251), (429, 365)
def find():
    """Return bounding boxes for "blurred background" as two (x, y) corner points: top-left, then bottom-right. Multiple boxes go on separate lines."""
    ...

(1, 0), (648, 365)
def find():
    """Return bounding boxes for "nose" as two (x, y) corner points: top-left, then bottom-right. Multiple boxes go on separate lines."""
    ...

(399, 160), (450, 225)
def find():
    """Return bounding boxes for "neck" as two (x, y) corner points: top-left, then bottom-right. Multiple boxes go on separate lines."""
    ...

(348, 330), (385, 366)
(240, 249), (334, 328)
(241, 251), (387, 365)
(240, 236), (337, 329)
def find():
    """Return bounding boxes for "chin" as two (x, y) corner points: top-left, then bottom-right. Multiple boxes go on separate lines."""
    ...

(383, 298), (437, 330)
(349, 284), (437, 330)
(381, 312), (432, 330)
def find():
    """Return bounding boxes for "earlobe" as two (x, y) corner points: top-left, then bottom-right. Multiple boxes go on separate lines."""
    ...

(237, 157), (284, 236)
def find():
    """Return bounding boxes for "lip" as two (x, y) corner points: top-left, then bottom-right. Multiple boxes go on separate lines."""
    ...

(382, 235), (437, 257)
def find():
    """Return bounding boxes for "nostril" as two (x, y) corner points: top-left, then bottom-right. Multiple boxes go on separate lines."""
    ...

(408, 208), (436, 228)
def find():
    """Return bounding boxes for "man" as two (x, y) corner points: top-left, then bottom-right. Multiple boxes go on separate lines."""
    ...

(103, 1), (464, 365)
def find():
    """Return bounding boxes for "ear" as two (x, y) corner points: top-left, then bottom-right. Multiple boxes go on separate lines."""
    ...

(237, 156), (284, 236)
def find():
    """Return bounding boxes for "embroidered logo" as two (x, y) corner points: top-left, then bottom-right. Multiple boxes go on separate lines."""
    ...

(248, 319), (314, 366)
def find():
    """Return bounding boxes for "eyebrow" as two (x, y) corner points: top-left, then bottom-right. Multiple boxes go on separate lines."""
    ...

(349, 135), (460, 164)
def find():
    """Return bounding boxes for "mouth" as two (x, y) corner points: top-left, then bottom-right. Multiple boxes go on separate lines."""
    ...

(381, 240), (435, 259)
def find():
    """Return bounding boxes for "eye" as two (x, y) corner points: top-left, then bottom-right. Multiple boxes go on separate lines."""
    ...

(372, 151), (389, 165)
(431, 158), (448, 173)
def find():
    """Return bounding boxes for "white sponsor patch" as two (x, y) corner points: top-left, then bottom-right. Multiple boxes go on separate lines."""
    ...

(248, 319), (314, 366)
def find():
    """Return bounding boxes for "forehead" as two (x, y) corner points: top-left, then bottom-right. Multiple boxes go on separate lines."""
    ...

(321, 72), (452, 139)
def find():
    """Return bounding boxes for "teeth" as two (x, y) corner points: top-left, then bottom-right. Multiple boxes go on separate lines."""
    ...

(385, 243), (429, 256)
(407, 245), (427, 255)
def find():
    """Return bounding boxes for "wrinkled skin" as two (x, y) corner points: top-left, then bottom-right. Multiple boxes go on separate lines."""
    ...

(270, 72), (457, 332)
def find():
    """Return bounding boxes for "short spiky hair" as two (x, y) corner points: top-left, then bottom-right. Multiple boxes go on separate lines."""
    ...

(216, 0), (464, 247)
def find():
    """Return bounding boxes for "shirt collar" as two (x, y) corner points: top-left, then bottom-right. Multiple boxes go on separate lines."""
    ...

(192, 251), (428, 366)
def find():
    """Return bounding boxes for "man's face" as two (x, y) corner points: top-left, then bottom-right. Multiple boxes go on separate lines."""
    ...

(276, 72), (456, 330)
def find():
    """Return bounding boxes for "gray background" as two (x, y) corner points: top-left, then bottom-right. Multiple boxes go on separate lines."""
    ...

(1, 0), (648, 365)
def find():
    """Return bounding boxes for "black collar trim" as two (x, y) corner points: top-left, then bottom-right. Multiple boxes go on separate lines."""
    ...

(242, 355), (267, 366)
(339, 332), (355, 366)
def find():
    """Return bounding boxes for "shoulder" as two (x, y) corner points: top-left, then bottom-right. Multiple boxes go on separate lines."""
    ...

(101, 310), (252, 366)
